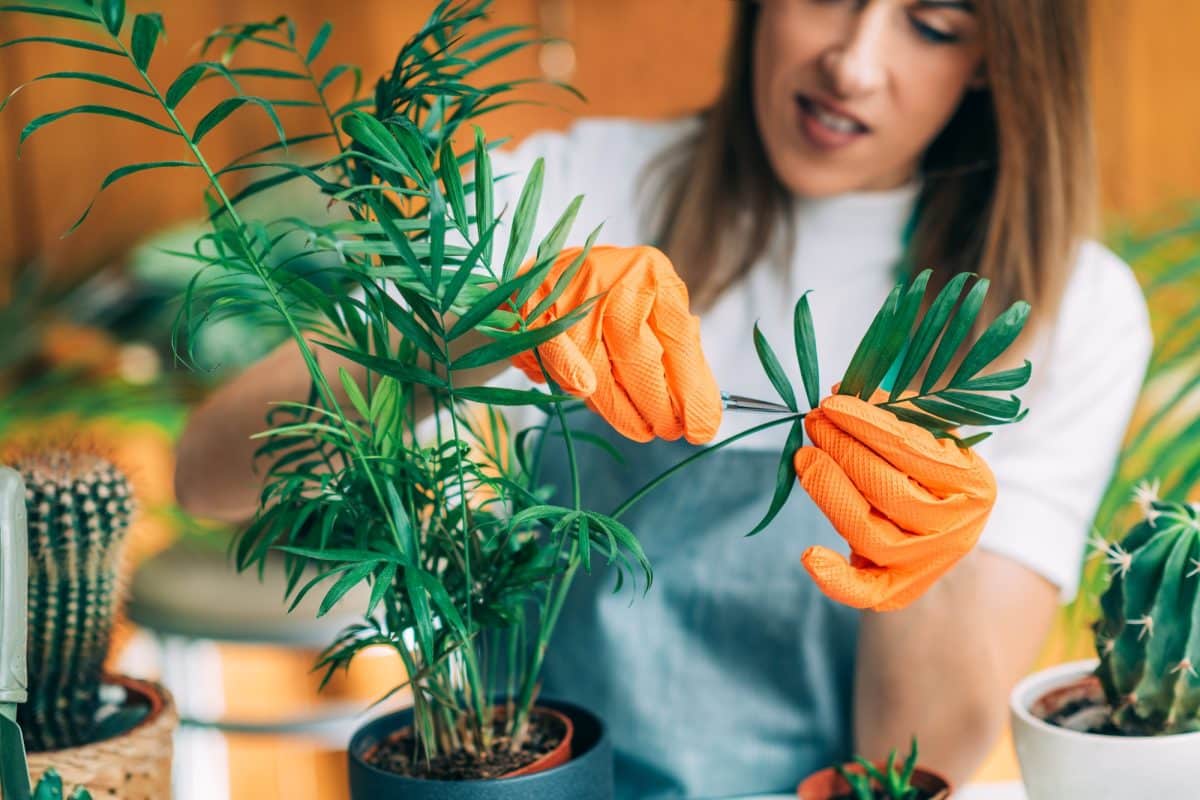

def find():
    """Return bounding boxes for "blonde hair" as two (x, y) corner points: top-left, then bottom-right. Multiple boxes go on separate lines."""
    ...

(653, 0), (1096, 338)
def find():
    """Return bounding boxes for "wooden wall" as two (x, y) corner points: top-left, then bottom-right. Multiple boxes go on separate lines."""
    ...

(1, 1), (1198, 289)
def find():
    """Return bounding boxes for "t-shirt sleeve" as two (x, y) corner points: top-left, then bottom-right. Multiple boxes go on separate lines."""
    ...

(972, 241), (1152, 602)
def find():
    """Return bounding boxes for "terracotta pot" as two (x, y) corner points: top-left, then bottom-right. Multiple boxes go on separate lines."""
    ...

(496, 706), (573, 777)
(797, 760), (952, 799)
(348, 698), (611, 799)
(1011, 659), (1200, 800)
(27, 674), (177, 800)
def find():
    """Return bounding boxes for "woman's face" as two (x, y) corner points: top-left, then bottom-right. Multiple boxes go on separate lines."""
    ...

(753, 0), (986, 196)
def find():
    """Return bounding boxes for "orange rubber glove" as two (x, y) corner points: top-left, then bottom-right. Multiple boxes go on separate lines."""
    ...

(510, 245), (722, 444)
(793, 392), (996, 612)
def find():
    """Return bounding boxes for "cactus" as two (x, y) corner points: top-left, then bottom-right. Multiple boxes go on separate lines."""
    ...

(1093, 482), (1200, 736)
(13, 449), (135, 751)
(32, 768), (93, 800)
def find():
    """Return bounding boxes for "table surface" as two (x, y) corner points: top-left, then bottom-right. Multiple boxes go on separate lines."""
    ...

(734, 781), (1027, 800)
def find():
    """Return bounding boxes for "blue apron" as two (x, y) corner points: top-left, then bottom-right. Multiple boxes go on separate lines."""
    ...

(536, 411), (860, 799)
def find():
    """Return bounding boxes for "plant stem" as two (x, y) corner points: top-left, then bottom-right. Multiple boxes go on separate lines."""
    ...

(610, 414), (803, 520)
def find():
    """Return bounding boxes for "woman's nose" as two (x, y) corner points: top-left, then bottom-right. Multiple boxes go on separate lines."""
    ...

(818, 7), (890, 98)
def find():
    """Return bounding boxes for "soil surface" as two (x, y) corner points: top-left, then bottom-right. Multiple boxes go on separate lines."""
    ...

(1043, 695), (1123, 735)
(366, 710), (567, 781)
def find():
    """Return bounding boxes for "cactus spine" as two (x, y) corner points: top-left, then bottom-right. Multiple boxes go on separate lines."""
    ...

(14, 449), (135, 751)
(1093, 484), (1200, 736)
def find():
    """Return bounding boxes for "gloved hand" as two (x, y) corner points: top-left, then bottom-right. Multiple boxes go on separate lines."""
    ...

(793, 392), (996, 612)
(510, 245), (722, 444)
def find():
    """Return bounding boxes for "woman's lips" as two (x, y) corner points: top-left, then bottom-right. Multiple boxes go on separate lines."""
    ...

(795, 95), (870, 151)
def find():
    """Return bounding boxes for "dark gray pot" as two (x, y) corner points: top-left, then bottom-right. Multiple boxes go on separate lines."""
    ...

(347, 698), (613, 800)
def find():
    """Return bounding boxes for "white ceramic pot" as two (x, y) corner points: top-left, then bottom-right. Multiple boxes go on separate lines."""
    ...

(1010, 659), (1200, 799)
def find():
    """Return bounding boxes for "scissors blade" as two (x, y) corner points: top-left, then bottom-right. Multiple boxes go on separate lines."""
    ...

(720, 392), (795, 414)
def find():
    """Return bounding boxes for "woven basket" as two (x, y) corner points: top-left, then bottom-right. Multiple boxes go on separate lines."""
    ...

(28, 675), (177, 799)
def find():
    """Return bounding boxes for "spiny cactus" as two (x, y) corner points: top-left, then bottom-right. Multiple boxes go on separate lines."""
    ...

(14, 449), (135, 751)
(1093, 481), (1200, 736)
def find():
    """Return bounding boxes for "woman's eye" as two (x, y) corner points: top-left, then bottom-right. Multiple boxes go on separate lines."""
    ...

(910, 17), (959, 44)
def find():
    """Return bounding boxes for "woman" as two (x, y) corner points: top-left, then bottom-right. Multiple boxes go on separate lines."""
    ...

(176, 0), (1151, 796)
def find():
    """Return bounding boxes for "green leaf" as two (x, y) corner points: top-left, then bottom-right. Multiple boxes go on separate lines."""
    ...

(367, 563), (397, 617)
(193, 96), (285, 148)
(379, 298), (447, 364)
(320, 64), (362, 94)
(501, 158), (544, 280)
(793, 292), (820, 410)
(474, 126), (495, 266)
(958, 360), (1032, 391)
(451, 305), (592, 370)
(753, 323), (797, 411)
(441, 218), (500, 312)
(439, 139), (470, 238)
(306, 21), (333, 64)
(0, 37), (122, 57)
(0, 5), (96, 22)
(319, 561), (375, 617)
(100, 0), (124, 35)
(937, 389), (1022, 419)
(453, 386), (561, 406)
(862, 269), (930, 398)
(840, 285), (900, 397)
(949, 300), (1031, 385)
(131, 13), (163, 71)
(68, 160), (200, 233)
(746, 420), (804, 536)
(315, 341), (447, 389)
(429, 183), (447, 284)
(19, 105), (177, 154)
(1, 71), (151, 115)
(885, 405), (958, 432)
(446, 274), (527, 340)
(920, 277), (989, 393)
(524, 225), (601, 322)
(911, 397), (1013, 427)
(338, 367), (370, 420)
(891, 272), (972, 400)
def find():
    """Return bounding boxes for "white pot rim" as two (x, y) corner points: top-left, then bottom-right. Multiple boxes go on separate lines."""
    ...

(1010, 658), (1200, 742)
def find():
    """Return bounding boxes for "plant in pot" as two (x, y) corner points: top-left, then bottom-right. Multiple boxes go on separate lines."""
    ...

(797, 737), (951, 800)
(33, 768), (95, 800)
(0, 451), (177, 798)
(2, 1), (1036, 797)
(1010, 485), (1200, 798)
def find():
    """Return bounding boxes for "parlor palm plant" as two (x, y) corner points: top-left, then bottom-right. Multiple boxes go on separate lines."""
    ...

(2, 0), (1033, 785)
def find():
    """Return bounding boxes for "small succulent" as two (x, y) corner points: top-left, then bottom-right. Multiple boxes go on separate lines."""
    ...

(32, 768), (93, 800)
(835, 736), (921, 800)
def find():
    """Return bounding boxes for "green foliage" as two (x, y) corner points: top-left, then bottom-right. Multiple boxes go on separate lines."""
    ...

(32, 768), (93, 800)
(834, 737), (921, 800)
(743, 269), (1032, 533)
(1075, 210), (1200, 621)
(1, 0), (1034, 769)
(14, 450), (135, 752)
(1093, 490), (1200, 735)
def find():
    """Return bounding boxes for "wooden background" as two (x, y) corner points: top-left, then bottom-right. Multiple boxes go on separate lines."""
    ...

(2, 0), (1200, 294)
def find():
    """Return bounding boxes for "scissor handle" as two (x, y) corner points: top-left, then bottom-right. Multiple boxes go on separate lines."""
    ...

(0, 467), (28, 706)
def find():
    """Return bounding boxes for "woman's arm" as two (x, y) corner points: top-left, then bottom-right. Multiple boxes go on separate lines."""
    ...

(854, 550), (1058, 784)
(174, 331), (506, 523)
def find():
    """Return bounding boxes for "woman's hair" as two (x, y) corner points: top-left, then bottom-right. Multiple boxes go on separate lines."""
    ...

(651, 0), (1096, 333)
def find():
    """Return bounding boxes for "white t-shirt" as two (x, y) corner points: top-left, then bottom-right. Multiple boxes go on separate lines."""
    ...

(484, 116), (1152, 601)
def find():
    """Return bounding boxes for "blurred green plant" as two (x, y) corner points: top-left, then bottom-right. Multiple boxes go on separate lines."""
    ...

(834, 736), (922, 800)
(1074, 206), (1200, 623)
